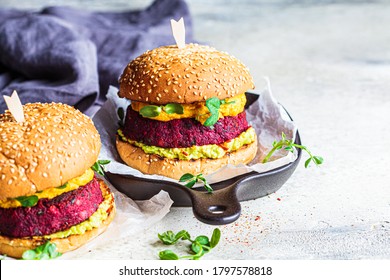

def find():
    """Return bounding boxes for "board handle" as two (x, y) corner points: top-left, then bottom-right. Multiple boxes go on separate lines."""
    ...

(189, 183), (241, 225)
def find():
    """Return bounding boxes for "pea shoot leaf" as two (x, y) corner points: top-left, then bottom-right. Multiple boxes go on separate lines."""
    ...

(56, 183), (68, 189)
(195, 235), (209, 246)
(175, 230), (191, 241)
(98, 160), (110, 166)
(158, 231), (177, 245)
(159, 250), (179, 260)
(313, 156), (324, 165)
(179, 173), (213, 193)
(198, 176), (213, 193)
(15, 195), (39, 207)
(179, 173), (195, 182)
(203, 114), (219, 127)
(304, 158), (312, 168)
(22, 241), (62, 260)
(210, 228), (221, 248)
(206, 97), (221, 112)
(203, 97), (222, 127)
(139, 105), (162, 118)
(117, 107), (125, 120)
(163, 103), (184, 115)
(191, 241), (203, 254)
(92, 160), (111, 176)
(184, 180), (196, 188)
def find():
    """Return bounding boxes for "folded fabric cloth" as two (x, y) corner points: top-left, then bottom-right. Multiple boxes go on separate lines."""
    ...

(0, 0), (193, 115)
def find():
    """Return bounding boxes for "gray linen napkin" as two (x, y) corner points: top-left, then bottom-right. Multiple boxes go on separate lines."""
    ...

(0, 0), (193, 115)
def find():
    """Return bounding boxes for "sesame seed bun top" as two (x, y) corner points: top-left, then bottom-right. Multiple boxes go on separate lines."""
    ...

(118, 43), (255, 104)
(0, 103), (101, 200)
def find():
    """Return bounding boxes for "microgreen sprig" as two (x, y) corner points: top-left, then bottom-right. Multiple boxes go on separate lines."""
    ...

(179, 173), (213, 193)
(22, 241), (62, 260)
(139, 105), (161, 117)
(139, 104), (184, 118)
(203, 97), (235, 127)
(263, 132), (324, 168)
(56, 183), (68, 190)
(163, 103), (184, 115)
(158, 228), (221, 260)
(158, 230), (191, 245)
(203, 97), (221, 127)
(117, 107), (125, 127)
(91, 159), (111, 176)
(15, 195), (39, 207)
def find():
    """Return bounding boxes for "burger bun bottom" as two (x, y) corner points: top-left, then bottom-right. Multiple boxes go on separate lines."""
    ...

(116, 136), (258, 180)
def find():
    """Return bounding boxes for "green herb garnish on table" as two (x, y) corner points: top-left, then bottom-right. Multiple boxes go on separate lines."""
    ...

(263, 132), (324, 168)
(158, 228), (221, 260)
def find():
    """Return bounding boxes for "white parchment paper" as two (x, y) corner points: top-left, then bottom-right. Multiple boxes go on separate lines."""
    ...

(92, 78), (297, 184)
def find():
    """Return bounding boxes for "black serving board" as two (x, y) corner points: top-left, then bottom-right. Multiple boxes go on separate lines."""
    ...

(105, 92), (301, 225)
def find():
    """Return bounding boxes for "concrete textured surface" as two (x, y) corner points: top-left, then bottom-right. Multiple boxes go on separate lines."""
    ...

(1, 0), (389, 259)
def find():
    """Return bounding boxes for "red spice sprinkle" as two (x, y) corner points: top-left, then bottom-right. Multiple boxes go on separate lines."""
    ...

(255, 216), (261, 221)
(277, 198), (281, 201)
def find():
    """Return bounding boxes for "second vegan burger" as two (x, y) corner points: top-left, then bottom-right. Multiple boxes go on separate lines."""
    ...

(0, 103), (116, 258)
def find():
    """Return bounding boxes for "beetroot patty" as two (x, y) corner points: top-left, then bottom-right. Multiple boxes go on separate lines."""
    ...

(0, 177), (103, 238)
(122, 106), (250, 148)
